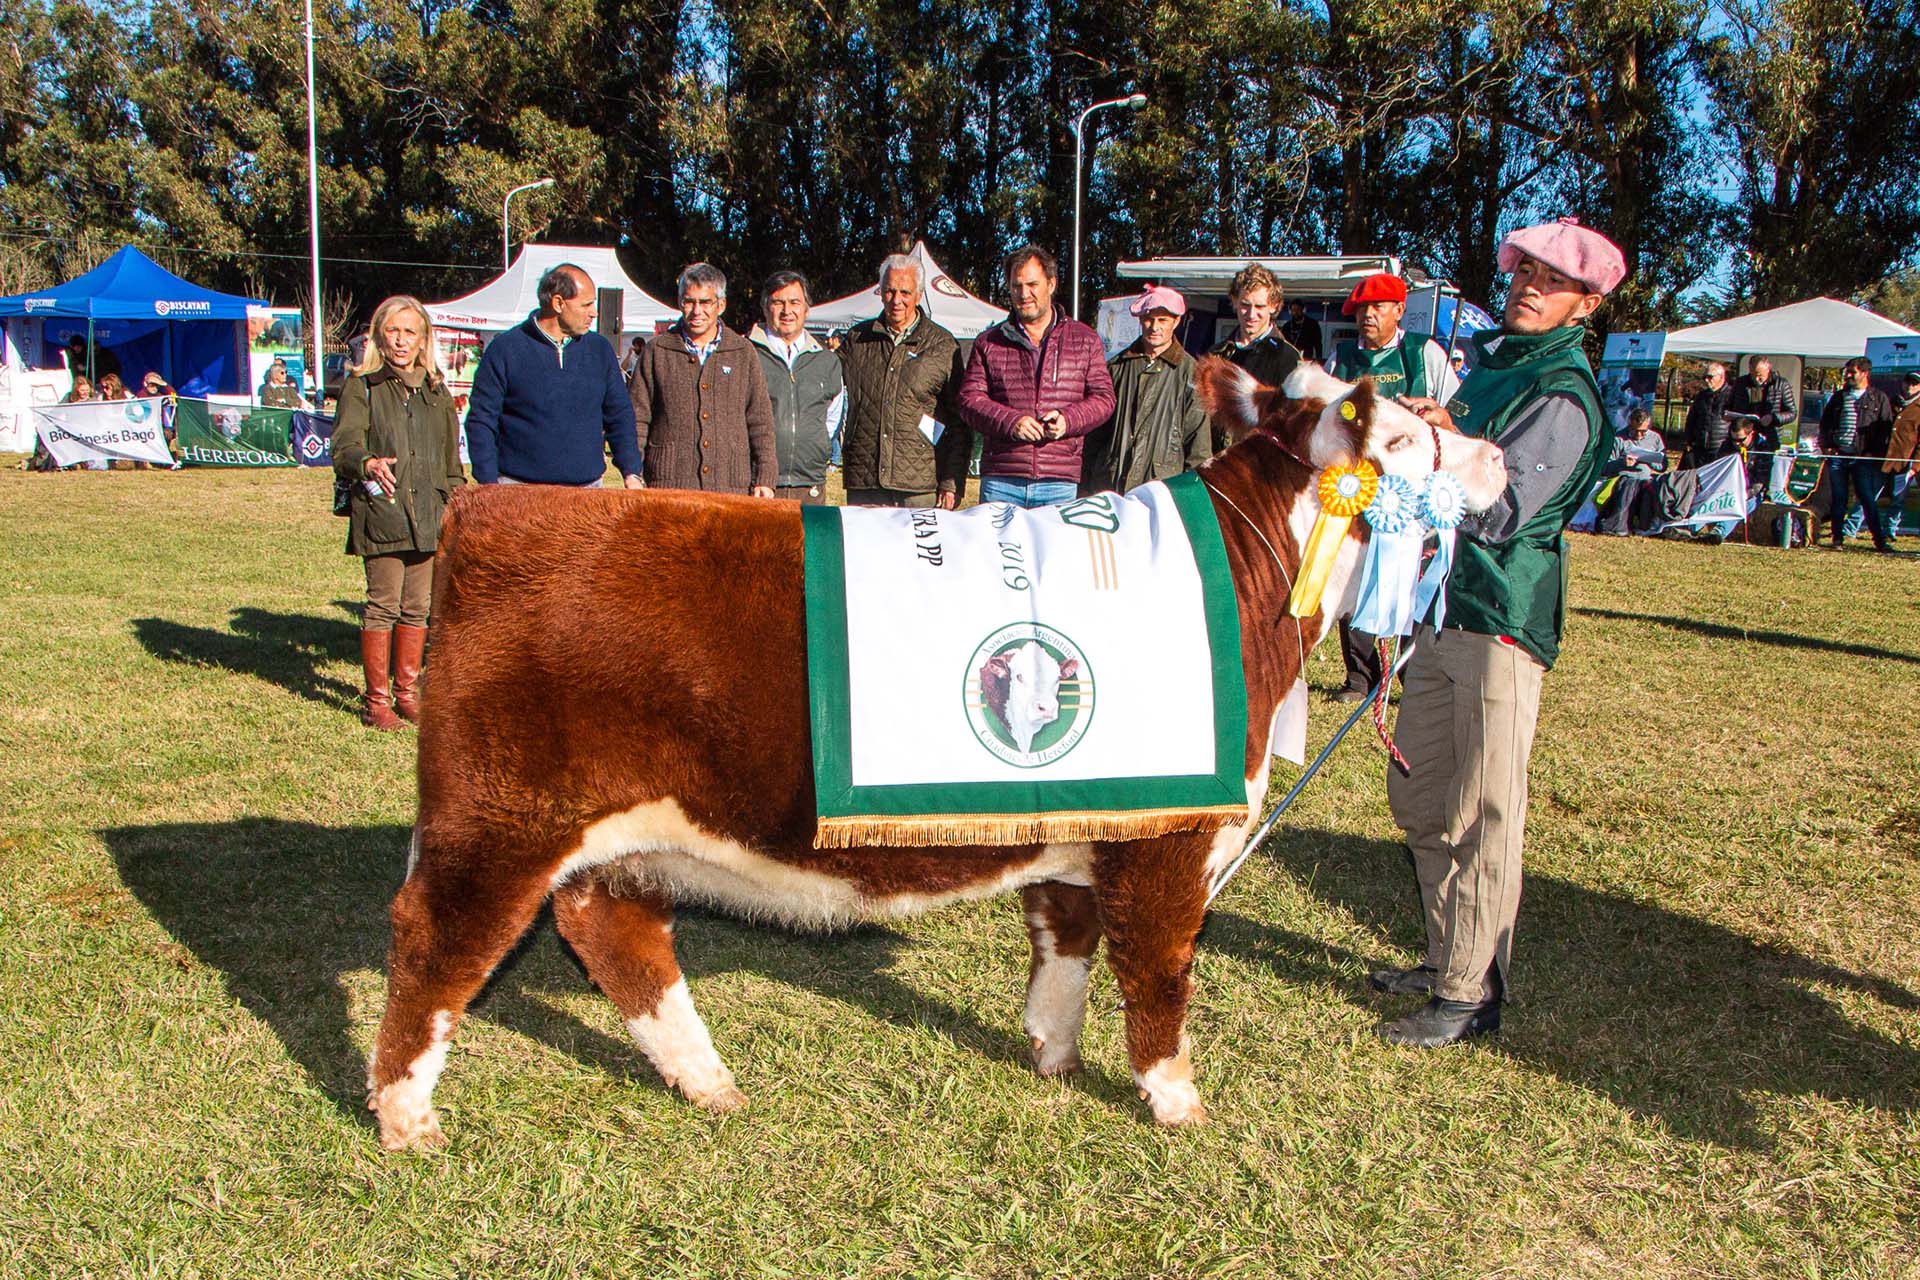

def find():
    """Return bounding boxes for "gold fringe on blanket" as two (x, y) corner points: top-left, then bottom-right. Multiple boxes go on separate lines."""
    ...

(813, 805), (1248, 850)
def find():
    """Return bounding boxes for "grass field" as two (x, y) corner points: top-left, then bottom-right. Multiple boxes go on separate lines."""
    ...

(2, 465), (1917, 1279)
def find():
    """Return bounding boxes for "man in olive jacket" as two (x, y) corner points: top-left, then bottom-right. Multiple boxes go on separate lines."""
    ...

(628, 262), (777, 495)
(838, 252), (970, 507)
(1373, 218), (1625, 1050)
(1081, 285), (1211, 494)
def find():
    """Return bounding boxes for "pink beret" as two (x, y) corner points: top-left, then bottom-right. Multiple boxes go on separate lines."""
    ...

(1129, 285), (1186, 317)
(1497, 218), (1626, 296)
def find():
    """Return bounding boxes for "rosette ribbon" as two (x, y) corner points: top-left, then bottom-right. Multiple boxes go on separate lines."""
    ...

(1288, 461), (1379, 618)
(1349, 474), (1423, 638)
(1412, 471), (1468, 632)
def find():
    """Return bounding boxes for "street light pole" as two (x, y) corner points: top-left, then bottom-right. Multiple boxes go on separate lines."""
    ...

(302, 0), (323, 391)
(503, 178), (556, 270)
(1072, 93), (1146, 321)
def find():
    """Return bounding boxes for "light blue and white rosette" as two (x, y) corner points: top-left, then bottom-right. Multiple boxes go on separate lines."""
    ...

(1350, 474), (1424, 637)
(1412, 471), (1468, 632)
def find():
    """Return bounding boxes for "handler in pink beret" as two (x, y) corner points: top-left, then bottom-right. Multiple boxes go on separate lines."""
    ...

(1368, 217), (1626, 1048)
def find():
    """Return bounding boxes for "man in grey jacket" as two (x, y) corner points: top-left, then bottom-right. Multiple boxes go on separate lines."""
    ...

(748, 269), (844, 504)
(1081, 285), (1211, 494)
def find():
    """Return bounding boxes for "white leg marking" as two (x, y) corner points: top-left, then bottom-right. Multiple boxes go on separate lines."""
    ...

(625, 978), (745, 1113)
(1023, 916), (1092, 1076)
(1134, 1035), (1208, 1127)
(405, 827), (421, 880)
(370, 1010), (454, 1150)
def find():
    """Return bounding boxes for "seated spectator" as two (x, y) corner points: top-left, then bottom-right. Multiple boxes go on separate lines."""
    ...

(60, 374), (94, 404)
(95, 371), (131, 400)
(138, 371), (174, 398)
(1596, 407), (1668, 535)
(259, 359), (304, 409)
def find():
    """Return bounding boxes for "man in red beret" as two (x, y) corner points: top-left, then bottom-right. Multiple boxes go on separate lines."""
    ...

(1324, 273), (1461, 702)
(1371, 219), (1625, 1049)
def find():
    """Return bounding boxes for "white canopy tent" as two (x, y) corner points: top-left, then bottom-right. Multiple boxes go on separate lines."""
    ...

(1666, 297), (1918, 369)
(426, 244), (676, 336)
(807, 240), (1007, 340)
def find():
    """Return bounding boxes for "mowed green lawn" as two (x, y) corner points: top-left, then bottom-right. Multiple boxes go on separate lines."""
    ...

(2, 464), (1916, 1279)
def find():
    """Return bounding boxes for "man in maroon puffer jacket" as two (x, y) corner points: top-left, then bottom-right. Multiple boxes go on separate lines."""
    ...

(957, 245), (1117, 508)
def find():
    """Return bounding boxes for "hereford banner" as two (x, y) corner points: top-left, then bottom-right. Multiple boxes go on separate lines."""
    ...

(802, 473), (1248, 848)
(33, 397), (175, 467)
(172, 399), (297, 467)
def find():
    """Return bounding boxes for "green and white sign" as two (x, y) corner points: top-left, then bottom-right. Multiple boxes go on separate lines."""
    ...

(802, 474), (1248, 847)
(172, 399), (296, 467)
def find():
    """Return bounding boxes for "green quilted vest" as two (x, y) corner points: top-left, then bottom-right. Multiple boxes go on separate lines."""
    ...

(1440, 325), (1608, 669)
(1329, 335), (1427, 398)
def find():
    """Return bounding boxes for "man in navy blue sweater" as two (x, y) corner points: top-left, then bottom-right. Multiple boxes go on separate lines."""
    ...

(465, 264), (645, 488)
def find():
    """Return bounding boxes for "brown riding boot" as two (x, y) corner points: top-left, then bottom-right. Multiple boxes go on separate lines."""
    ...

(359, 629), (405, 731)
(392, 624), (427, 724)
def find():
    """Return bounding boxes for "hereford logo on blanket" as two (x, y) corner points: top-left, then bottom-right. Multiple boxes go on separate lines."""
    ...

(966, 623), (1093, 767)
(801, 473), (1249, 849)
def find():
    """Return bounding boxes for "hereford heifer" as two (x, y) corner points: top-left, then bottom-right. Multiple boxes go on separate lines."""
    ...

(368, 361), (1506, 1149)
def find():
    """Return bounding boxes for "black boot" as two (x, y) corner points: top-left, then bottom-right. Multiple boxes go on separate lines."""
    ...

(1377, 996), (1501, 1048)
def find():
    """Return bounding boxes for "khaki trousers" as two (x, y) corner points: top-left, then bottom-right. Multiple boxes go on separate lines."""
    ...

(363, 551), (434, 630)
(1386, 625), (1545, 1003)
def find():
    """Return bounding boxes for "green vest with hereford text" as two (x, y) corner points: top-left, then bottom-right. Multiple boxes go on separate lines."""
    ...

(1329, 334), (1428, 398)
(1440, 324), (1608, 669)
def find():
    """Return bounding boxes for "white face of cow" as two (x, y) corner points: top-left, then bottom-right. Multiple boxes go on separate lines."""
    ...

(981, 641), (1080, 754)
(1210, 361), (1507, 513)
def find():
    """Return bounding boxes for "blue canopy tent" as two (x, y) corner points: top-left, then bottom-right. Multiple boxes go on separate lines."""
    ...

(0, 245), (267, 396)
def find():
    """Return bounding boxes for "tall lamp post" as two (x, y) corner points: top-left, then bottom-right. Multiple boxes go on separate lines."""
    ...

(1072, 93), (1146, 320)
(503, 178), (555, 270)
(302, 0), (323, 394)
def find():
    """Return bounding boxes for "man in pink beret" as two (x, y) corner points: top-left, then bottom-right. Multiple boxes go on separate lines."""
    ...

(1371, 218), (1625, 1048)
(1082, 285), (1212, 493)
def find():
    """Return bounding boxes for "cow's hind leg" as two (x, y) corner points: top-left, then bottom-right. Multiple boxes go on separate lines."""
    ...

(368, 854), (549, 1151)
(1022, 881), (1101, 1076)
(551, 873), (745, 1113)
(1094, 836), (1212, 1126)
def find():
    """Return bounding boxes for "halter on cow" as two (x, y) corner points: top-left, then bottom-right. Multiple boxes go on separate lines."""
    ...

(367, 360), (1506, 1149)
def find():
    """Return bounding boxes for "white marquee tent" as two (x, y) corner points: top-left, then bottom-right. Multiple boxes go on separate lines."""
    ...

(1666, 297), (1918, 368)
(807, 240), (1007, 339)
(426, 244), (676, 336)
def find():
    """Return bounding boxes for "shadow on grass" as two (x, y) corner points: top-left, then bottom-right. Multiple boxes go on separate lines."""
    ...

(1572, 606), (1920, 665)
(131, 602), (366, 709)
(1216, 829), (1920, 1150)
(100, 818), (1054, 1129)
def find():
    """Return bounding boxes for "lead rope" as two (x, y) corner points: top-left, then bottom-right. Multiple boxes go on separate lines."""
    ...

(1207, 640), (1419, 906)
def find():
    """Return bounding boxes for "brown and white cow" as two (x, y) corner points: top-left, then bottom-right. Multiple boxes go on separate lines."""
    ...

(367, 360), (1506, 1149)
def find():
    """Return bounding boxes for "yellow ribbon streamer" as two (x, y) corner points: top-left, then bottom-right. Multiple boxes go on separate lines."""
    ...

(1288, 460), (1379, 617)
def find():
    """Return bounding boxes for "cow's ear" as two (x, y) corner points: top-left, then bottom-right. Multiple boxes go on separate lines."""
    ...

(1280, 363), (1353, 405)
(1057, 658), (1079, 679)
(1195, 356), (1277, 445)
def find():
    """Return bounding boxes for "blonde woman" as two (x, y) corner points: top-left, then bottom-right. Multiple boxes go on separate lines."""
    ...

(330, 296), (466, 730)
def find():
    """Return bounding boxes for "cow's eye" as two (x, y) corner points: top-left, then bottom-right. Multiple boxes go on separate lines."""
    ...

(1385, 434), (1414, 451)
(1014, 674), (1027, 685)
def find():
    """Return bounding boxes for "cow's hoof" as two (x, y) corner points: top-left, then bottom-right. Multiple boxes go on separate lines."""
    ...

(689, 1083), (748, 1114)
(1031, 1039), (1084, 1077)
(1147, 1093), (1209, 1127)
(377, 1107), (446, 1152)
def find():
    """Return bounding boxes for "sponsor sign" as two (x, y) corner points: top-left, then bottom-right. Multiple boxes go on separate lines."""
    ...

(32, 398), (175, 467)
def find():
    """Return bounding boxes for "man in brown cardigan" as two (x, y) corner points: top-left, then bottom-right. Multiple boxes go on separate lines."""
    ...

(628, 262), (777, 495)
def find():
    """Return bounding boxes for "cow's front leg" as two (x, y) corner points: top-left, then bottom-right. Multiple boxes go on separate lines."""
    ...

(1021, 881), (1101, 1076)
(551, 874), (745, 1113)
(1094, 836), (1212, 1126)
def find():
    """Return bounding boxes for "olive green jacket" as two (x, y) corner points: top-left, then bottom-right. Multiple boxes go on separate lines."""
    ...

(330, 367), (466, 557)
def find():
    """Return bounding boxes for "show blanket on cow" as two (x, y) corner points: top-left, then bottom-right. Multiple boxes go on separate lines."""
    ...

(802, 472), (1247, 847)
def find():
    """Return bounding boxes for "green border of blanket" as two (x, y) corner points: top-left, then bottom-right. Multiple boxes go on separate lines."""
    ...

(802, 472), (1248, 820)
